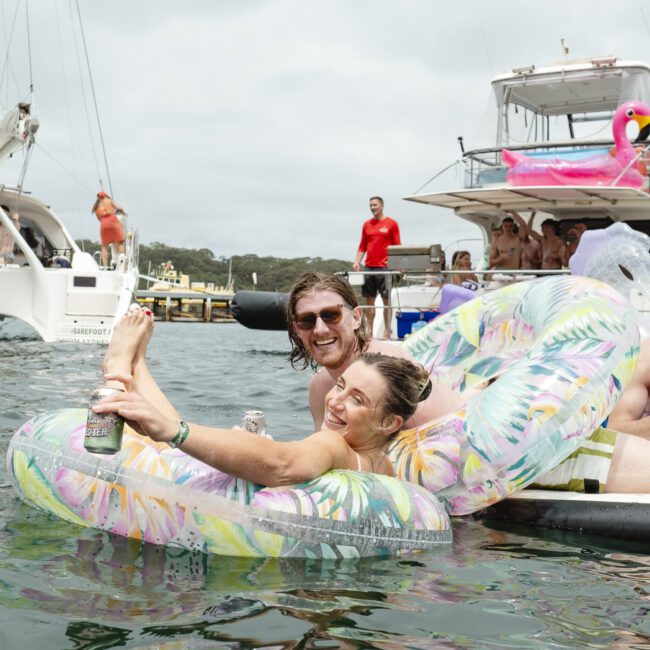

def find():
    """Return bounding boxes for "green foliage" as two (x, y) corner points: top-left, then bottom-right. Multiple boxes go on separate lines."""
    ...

(75, 239), (352, 292)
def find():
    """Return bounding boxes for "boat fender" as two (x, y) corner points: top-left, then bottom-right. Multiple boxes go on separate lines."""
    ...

(230, 291), (289, 330)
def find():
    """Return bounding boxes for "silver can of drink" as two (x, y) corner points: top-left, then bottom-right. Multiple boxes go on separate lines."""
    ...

(241, 409), (266, 436)
(85, 387), (125, 454)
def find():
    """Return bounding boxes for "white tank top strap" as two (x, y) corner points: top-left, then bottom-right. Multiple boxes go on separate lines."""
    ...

(353, 451), (362, 472)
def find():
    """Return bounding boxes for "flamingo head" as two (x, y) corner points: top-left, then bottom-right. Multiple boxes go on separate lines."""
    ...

(613, 101), (650, 150)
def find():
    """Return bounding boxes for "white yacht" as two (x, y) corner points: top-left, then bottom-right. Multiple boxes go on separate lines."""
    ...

(0, 102), (139, 344)
(0, 182), (139, 343)
(406, 55), (650, 250)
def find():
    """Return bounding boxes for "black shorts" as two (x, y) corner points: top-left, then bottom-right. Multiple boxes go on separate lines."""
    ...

(362, 266), (388, 299)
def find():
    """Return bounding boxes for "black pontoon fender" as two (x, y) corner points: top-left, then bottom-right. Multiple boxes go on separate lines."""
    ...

(230, 291), (289, 330)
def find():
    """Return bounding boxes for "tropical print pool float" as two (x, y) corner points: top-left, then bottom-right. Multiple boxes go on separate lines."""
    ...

(7, 409), (452, 559)
(391, 275), (639, 515)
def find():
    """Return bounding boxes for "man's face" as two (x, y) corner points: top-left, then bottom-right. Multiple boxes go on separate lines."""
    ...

(501, 219), (514, 234)
(542, 223), (555, 236)
(369, 199), (383, 217)
(293, 289), (362, 370)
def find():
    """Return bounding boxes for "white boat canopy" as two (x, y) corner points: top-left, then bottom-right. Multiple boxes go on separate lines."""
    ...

(405, 186), (650, 221)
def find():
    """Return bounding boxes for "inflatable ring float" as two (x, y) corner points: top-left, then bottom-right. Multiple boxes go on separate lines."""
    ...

(7, 410), (451, 559)
(389, 275), (640, 515)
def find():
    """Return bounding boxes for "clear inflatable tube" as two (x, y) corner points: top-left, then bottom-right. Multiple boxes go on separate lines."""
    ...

(7, 410), (452, 559)
(393, 275), (640, 515)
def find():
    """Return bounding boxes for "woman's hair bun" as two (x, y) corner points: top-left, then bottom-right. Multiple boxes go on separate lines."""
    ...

(418, 377), (432, 402)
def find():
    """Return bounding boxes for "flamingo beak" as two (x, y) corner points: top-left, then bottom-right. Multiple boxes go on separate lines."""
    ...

(633, 114), (650, 142)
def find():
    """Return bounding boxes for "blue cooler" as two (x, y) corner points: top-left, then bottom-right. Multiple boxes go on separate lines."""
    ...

(396, 310), (439, 339)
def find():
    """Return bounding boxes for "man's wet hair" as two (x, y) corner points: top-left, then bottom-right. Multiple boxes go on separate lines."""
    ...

(369, 196), (384, 205)
(287, 271), (370, 371)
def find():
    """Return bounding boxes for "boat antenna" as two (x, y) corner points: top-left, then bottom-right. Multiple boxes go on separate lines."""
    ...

(480, 29), (494, 77)
(560, 38), (569, 64)
(642, 7), (650, 41)
(73, 0), (113, 196)
(25, 0), (33, 102)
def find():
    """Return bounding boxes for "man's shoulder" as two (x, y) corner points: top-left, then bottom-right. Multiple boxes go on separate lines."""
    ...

(309, 368), (336, 391)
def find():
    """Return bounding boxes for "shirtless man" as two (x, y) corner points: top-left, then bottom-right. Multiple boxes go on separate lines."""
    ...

(488, 216), (522, 269)
(287, 271), (463, 429)
(509, 211), (541, 270)
(527, 216), (565, 270)
(607, 339), (650, 441)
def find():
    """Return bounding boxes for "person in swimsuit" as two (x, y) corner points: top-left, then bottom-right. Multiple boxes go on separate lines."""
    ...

(449, 250), (479, 287)
(92, 308), (433, 484)
(92, 191), (126, 268)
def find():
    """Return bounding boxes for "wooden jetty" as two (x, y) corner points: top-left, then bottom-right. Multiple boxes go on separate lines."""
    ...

(136, 289), (234, 322)
(137, 263), (235, 322)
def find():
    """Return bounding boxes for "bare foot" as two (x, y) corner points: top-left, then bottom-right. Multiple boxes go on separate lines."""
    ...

(103, 308), (152, 380)
(133, 307), (154, 368)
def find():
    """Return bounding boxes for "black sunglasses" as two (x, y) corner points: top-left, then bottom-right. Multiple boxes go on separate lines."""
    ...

(294, 304), (349, 330)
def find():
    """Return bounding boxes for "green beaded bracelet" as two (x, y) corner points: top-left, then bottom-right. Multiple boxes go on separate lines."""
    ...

(167, 420), (190, 449)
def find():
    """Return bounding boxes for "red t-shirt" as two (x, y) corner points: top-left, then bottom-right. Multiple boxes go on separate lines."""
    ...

(357, 216), (401, 267)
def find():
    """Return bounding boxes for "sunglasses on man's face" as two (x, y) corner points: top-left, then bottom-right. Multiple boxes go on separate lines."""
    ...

(293, 304), (349, 330)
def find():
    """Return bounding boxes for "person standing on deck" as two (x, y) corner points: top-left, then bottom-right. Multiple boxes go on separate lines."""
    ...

(527, 215), (565, 270)
(353, 196), (401, 339)
(487, 215), (523, 270)
(509, 210), (541, 270)
(92, 191), (126, 269)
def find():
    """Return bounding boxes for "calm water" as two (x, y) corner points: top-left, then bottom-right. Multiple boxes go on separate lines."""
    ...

(1, 321), (650, 649)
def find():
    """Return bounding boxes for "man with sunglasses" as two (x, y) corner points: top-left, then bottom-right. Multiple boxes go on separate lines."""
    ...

(352, 196), (401, 339)
(287, 271), (463, 429)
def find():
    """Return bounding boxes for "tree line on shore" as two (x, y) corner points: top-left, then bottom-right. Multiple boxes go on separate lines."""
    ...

(76, 240), (352, 292)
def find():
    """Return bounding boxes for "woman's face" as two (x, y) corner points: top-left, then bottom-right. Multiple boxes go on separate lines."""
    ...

(323, 360), (389, 443)
(457, 253), (471, 268)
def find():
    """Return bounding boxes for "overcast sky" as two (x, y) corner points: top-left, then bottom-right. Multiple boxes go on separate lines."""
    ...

(3, 0), (650, 262)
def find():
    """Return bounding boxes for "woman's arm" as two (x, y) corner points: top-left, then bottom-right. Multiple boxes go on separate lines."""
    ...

(93, 373), (352, 486)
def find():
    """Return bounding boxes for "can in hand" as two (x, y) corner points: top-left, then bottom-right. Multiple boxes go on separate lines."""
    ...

(85, 387), (125, 454)
(240, 409), (267, 436)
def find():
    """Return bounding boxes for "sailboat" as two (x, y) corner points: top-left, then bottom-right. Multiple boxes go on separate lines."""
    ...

(0, 3), (139, 343)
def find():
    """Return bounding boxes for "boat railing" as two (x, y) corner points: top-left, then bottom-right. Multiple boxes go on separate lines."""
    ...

(462, 139), (619, 189)
(340, 268), (569, 339)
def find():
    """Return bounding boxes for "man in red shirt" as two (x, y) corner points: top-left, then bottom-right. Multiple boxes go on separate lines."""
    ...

(352, 196), (401, 338)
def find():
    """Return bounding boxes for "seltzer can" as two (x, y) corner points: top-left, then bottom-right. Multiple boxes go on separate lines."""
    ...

(85, 387), (125, 454)
(240, 409), (266, 436)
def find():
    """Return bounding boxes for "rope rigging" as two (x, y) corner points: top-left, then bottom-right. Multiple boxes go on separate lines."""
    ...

(73, 0), (113, 197)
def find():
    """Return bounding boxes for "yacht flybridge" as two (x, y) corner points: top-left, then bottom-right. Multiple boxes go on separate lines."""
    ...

(406, 56), (650, 236)
(0, 183), (139, 344)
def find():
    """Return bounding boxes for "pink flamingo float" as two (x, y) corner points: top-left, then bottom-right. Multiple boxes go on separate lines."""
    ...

(503, 100), (650, 188)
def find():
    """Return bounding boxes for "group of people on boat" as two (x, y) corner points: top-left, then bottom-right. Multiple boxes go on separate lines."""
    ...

(488, 210), (586, 273)
(422, 211), (587, 294)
